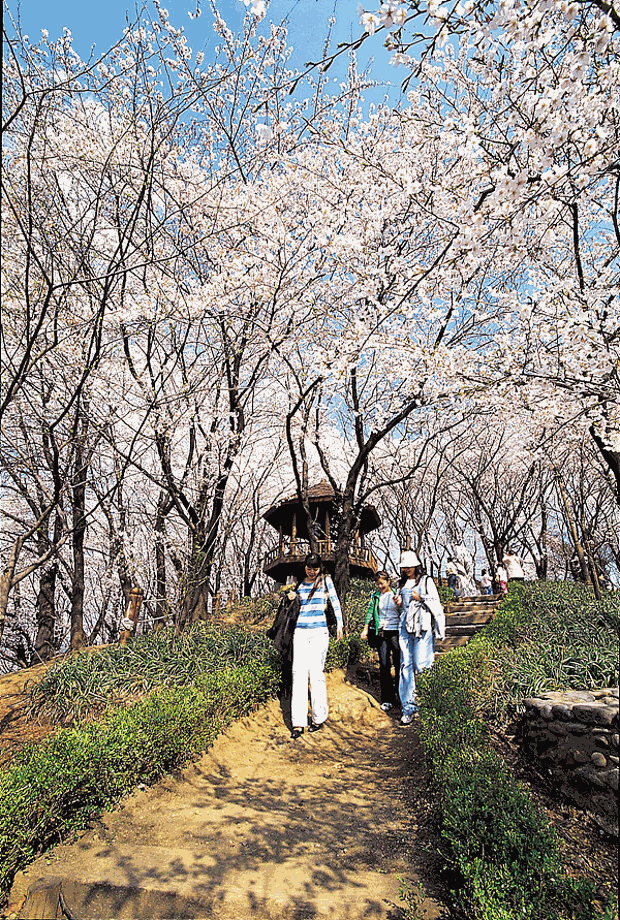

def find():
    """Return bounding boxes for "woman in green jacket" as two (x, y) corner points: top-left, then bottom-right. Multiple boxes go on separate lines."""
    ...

(360, 571), (401, 711)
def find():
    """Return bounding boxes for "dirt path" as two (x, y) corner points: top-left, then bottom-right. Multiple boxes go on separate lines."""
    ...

(9, 671), (449, 920)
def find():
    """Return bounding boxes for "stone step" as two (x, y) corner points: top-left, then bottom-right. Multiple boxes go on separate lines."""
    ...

(446, 599), (500, 612)
(439, 623), (488, 652)
(436, 635), (471, 652)
(19, 853), (408, 920)
(445, 610), (495, 626)
(446, 602), (498, 611)
(445, 624), (481, 638)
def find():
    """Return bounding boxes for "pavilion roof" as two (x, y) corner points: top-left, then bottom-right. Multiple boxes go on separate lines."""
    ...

(263, 479), (380, 536)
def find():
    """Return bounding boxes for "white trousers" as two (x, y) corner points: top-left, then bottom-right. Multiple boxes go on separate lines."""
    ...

(291, 627), (330, 728)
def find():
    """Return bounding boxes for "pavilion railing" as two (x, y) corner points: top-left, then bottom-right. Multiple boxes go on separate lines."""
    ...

(263, 539), (378, 573)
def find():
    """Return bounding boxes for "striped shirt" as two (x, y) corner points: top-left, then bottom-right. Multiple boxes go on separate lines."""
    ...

(295, 576), (343, 630)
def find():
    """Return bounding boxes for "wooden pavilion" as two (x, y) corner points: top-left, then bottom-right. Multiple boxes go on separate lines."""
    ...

(262, 480), (380, 583)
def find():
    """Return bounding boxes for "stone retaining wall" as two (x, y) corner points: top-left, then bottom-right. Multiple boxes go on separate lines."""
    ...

(522, 688), (618, 834)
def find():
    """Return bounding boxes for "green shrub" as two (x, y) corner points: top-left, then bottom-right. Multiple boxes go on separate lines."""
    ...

(437, 583), (452, 606)
(227, 593), (280, 625)
(415, 581), (614, 920)
(344, 577), (376, 635)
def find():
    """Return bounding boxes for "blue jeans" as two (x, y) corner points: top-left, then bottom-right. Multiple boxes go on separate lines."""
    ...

(399, 622), (435, 716)
(448, 573), (458, 599)
(414, 628), (435, 672)
(399, 624), (416, 716)
(482, 585), (492, 595)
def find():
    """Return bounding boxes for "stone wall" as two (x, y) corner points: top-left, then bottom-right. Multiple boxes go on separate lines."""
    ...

(522, 688), (618, 835)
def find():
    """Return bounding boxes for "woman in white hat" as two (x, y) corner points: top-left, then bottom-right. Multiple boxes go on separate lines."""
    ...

(396, 550), (445, 724)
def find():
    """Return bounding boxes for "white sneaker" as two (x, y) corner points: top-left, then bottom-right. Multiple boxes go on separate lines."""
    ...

(400, 713), (415, 725)
(380, 702), (393, 712)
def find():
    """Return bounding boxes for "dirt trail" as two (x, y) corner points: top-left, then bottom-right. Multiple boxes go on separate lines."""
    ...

(9, 671), (449, 920)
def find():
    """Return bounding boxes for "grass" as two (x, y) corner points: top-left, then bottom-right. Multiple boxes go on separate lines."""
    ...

(27, 624), (275, 724)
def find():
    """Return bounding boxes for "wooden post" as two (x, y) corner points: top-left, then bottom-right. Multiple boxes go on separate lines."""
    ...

(326, 512), (331, 552)
(119, 586), (143, 645)
(21, 879), (62, 919)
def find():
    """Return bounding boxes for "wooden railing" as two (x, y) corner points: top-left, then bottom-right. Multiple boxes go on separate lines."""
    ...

(263, 540), (378, 572)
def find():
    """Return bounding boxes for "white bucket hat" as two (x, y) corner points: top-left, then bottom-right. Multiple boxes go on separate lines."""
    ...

(399, 550), (421, 568)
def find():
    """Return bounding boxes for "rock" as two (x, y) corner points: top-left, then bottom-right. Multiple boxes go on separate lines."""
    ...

(557, 690), (597, 703)
(547, 721), (587, 736)
(573, 766), (606, 789)
(551, 704), (578, 721)
(593, 733), (610, 747)
(604, 767), (619, 791)
(572, 703), (617, 728)
(520, 688), (618, 829)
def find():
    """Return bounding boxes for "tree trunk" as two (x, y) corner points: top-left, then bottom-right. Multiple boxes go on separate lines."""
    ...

(537, 493), (549, 579)
(34, 564), (57, 662)
(179, 464), (233, 628)
(557, 476), (590, 583)
(154, 494), (170, 629)
(0, 542), (21, 642)
(589, 425), (620, 506)
(178, 532), (211, 628)
(333, 482), (358, 622)
(70, 420), (88, 650)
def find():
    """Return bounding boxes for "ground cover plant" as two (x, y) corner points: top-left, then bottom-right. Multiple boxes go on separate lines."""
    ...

(488, 582), (619, 715)
(1, 661), (280, 901)
(28, 595), (372, 725)
(416, 582), (619, 920)
(27, 624), (276, 724)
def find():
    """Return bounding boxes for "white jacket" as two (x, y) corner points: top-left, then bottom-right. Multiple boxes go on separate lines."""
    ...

(405, 575), (446, 640)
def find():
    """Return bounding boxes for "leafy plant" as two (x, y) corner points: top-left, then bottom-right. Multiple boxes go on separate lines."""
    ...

(415, 581), (615, 920)
(28, 623), (276, 723)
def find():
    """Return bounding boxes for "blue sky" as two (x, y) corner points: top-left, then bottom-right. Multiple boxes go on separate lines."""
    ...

(10, 0), (404, 102)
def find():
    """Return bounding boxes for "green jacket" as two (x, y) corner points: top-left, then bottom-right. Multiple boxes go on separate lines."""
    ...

(365, 588), (397, 630)
(365, 590), (381, 631)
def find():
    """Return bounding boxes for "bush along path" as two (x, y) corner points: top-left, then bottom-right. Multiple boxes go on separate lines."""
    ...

(8, 670), (449, 920)
(416, 582), (619, 920)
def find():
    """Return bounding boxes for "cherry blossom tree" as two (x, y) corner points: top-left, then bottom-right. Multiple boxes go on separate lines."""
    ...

(352, 0), (619, 498)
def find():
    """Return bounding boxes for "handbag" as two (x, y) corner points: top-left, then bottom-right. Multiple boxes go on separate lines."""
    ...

(325, 589), (338, 639)
(367, 622), (380, 649)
